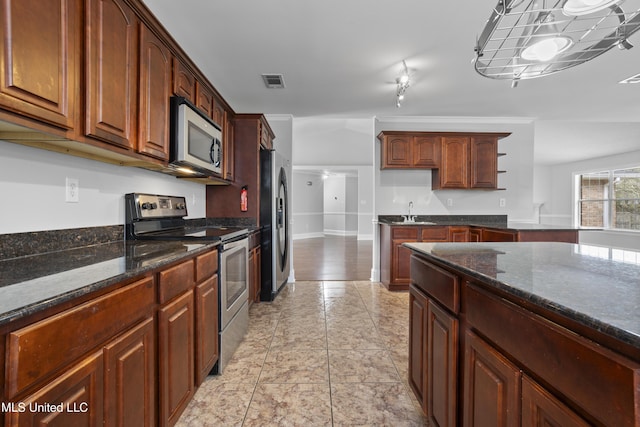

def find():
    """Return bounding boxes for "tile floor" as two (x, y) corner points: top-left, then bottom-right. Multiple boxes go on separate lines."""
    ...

(176, 280), (428, 426)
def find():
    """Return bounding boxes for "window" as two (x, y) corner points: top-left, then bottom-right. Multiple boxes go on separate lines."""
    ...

(577, 167), (640, 230)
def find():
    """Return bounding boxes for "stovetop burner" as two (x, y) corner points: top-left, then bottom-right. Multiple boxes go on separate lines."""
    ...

(125, 193), (248, 243)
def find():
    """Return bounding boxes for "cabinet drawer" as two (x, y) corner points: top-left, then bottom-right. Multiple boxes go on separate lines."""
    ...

(6, 276), (154, 398)
(482, 229), (516, 242)
(158, 259), (195, 304)
(392, 227), (419, 239)
(466, 283), (640, 427)
(410, 256), (460, 314)
(421, 226), (449, 241)
(195, 250), (218, 283)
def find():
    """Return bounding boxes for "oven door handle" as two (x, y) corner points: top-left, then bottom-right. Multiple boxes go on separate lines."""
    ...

(221, 237), (248, 252)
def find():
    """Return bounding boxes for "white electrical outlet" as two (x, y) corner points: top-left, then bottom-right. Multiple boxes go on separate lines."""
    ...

(499, 198), (506, 208)
(446, 198), (453, 207)
(65, 178), (79, 203)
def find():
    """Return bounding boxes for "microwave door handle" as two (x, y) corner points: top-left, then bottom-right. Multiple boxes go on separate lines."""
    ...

(209, 138), (221, 167)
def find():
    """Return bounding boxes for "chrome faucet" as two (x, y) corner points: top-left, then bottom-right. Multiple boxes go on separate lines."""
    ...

(403, 201), (416, 223)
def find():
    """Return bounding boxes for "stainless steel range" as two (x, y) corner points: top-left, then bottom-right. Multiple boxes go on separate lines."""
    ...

(125, 193), (249, 374)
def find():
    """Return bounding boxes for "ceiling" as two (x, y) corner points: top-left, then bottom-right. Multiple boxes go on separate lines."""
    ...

(142, 0), (640, 164)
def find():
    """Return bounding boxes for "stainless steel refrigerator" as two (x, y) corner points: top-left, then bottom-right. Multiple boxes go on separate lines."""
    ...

(259, 149), (290, 301)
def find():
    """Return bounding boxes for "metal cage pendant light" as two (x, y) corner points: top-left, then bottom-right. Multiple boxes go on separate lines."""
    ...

(473, 0), (640, 84)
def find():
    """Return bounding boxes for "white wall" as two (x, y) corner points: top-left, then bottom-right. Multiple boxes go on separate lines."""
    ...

(291, 170), (324, 239)
(322, 175), (358, 237)
(0, 141), (205, 234)
(535, 147), (640, 250)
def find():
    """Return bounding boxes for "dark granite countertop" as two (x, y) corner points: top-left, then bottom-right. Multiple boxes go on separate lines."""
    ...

(404, 241), (640, 349)
(378, 215), (581, 231)
(0, 240), (218, 326)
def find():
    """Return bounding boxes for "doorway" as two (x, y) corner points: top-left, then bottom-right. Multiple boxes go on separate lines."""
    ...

(293, 236), (372, 281)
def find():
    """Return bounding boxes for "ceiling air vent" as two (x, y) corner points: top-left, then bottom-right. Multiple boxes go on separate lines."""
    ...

(619, 73), (640, 84)
(262, 74), (285, 88)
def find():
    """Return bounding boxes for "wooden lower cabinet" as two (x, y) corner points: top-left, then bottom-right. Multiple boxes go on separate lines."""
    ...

(408, 284), (458, 427)
(426, 300), (457, 427)
(104, 317), (155, 427)
(249, 245), (261, 304)
(194, 276), (218, 386)
(158, 291), (195, 427)
(521, 376), (590, 427)
(6, 351), (104, 427)
(409, 255), (635, 427)
(463, 330), (520, 427)
(408, 285), (428, 407)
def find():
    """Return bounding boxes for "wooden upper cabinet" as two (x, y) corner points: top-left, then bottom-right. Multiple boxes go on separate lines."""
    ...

(380, 131), (509, 190)
(172, 57), (196, 103)
(0, 0), (80, 130)
(470, 136), (498, 188)
(433, 133), (509, 190)
(435, 136), (470, 189)
(138, 24), (171, 160)
(413, 135), (440, 168)
(379, 132), (440, 169)
(223, 114), (235, 181)
(195, 82), (214, 119)
(382, 134), (412, 168)
(85, 0), (138, 149)
(212, 97), (225, 127)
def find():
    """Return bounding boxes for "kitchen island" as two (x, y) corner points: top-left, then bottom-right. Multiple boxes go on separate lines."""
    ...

(405, 241), (640, 427)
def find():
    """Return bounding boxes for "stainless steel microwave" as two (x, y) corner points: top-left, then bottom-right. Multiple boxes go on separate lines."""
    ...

(170, 96), (223, 176)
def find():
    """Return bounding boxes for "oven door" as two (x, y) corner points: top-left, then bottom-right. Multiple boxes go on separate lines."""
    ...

(219, 237), (249, 329)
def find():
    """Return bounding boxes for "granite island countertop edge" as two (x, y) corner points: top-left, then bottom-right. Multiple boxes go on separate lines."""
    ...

(404, 241), (640, 351)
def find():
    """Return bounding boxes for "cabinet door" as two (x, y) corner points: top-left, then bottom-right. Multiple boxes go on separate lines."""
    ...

(449, 226), (469, 242)
(138, 24), (171, 160)
(212, 97), (225, 127)
(85, 0), (138, 149)
(463, 330), (520, 427)
(427, 300), (458, 427)
(158, 291), (195, 426)
(195, 82), (214, 119)
(408, 285), (429, 414)
(470, 136), (498, 188)
(7, 352), (104, 427)
(438, 136), (470, 189)
(382, 135), (412, 168)
(469, 228), (482, 242)
(104, 317), (155, 427)
(482, 229), (516, 242)
(195, 276), (219, 386)
(392, 239), (415, 286)
(421, 226), (449, 242)
(414, 135), (440, 168)
(0, 0), (79, 129)
(223, 112), (235, 181)
(172, 58), (195, 103)
(522, 376), (590, 427)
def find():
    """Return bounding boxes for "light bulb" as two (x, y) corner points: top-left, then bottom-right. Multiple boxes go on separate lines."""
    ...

(563, 0), (622, 16)
(521, 36), (572, 61)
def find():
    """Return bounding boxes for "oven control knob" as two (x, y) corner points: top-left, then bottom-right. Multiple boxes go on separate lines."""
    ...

(141, 202), (157, 210)
(176, 203), (186, 210)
